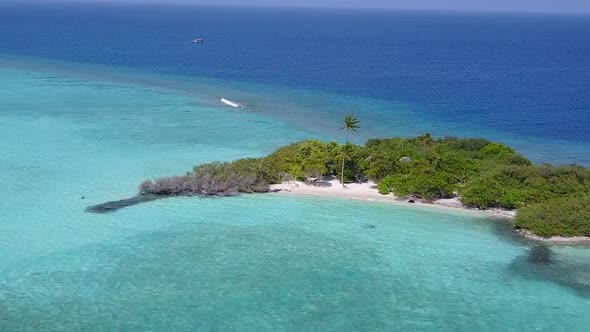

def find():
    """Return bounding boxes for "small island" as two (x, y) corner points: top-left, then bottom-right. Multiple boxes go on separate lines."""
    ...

(87, 116), (590, 243)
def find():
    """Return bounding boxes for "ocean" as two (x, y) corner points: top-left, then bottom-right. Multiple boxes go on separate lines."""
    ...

(1, 3), (590, 331)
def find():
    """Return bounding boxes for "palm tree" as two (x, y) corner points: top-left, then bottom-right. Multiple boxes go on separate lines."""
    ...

(340, 114), (359, 186)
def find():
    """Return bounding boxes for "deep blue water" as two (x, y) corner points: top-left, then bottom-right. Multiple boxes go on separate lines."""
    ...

(1, 3), (589, 148)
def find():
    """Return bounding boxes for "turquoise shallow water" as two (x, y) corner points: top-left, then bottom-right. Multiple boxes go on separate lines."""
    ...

(2, 64), (590, 331)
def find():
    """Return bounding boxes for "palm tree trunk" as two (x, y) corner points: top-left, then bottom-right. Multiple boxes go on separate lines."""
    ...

(341, 131), (348, 186)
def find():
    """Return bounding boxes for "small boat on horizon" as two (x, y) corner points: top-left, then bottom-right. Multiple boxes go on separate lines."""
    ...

(192, 38), (204, 43)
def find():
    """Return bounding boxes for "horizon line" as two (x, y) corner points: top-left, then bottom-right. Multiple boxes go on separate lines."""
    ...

(4, 1), (590, 17)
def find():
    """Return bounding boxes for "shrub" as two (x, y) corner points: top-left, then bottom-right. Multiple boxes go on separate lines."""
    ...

(498, 190), (525, 209)
(362, 138), (416, 182)
(140, 161), (270, 197)
(513, 195), (590, 237)
(337, 143), (364, 183)
(481, 143), (515, 155)
(377, 167), (456, 201)
(461, 169), (514, 208)
(139, 176), (194, 196)
(461, 164), (590, 209)
(261, 140), (343, 182)
(377, 175), (395, 195)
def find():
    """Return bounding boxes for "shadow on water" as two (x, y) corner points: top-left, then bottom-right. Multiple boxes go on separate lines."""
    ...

(85, 194), (161, 213)
(508, 245), (590, 298)
(490, 219), (532, 246)
(489, 219), (590, 298)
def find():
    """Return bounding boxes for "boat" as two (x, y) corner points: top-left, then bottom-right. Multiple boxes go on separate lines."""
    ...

(220, 98), (243, 109)
(192, 38), (204, 43)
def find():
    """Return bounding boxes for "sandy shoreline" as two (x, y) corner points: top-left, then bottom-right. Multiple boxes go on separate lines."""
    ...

(270, 179), (590, 245)
(270, 179), (516, 220)
(516, 230), (590, 245)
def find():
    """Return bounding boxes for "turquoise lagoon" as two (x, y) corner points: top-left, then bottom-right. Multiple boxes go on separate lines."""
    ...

(1, 63), (590, 331)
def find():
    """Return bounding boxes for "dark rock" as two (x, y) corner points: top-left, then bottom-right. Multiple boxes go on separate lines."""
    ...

(408, 199), (415, 203)
(85, 195), (160, 214)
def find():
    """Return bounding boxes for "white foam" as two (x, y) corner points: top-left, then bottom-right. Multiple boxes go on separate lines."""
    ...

(220, 98), (242, 108)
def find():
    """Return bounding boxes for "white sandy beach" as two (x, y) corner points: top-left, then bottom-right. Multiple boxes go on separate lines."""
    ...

(270, 179), (516, 220)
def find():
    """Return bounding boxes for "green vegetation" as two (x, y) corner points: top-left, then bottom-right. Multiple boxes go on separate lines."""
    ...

(514, 196), (590, 237)
(139, 159), (270, 197)
(138, 132), (590, 238)
(461, 164), (590, 209)
(363, 134), (531, 201)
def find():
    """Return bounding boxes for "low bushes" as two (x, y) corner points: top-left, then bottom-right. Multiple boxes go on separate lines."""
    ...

(461, 165), (590, 209)
(139, 161), (270, 197)
(513, 195), (590, 237)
